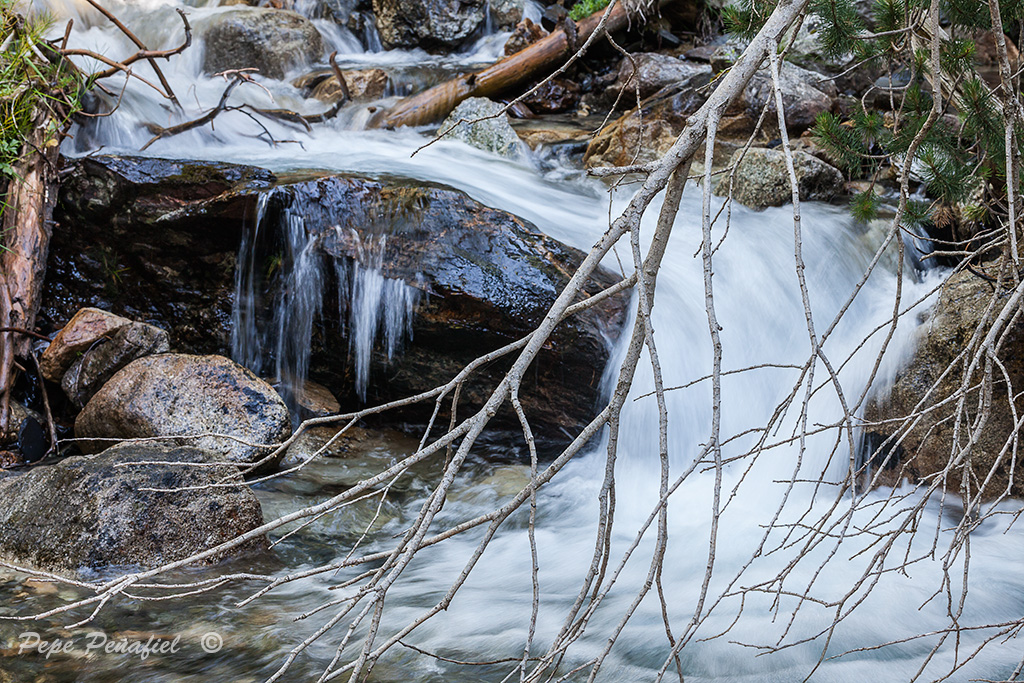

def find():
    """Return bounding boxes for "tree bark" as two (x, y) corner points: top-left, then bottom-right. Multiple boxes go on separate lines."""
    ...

(0, 108), (62, 437)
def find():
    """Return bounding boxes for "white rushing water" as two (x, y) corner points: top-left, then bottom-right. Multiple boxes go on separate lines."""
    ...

(30, 0), (1024, 680)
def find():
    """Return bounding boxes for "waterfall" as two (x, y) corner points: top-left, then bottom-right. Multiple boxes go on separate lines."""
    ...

(230, 190), (421, 411)
(333, 229), (420, 400)
(37, 0), (1024, 679)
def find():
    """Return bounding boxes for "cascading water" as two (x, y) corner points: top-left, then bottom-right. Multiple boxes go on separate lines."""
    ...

(230, 191), (421, 410)
(13, 0), (1024, 680)
(334, 229), (421, 400)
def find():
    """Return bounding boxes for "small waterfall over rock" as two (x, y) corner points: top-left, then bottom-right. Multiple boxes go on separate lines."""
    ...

(334, 229), (420, 400)
(230, 187), (421, 413)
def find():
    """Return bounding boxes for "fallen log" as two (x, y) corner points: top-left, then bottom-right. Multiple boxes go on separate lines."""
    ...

(0, 107), (64, 437)
(367, 0), (633, 129)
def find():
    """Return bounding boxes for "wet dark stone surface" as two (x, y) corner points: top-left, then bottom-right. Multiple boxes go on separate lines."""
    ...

(47, 155), (629, 451)
(44, 156), (276, 354)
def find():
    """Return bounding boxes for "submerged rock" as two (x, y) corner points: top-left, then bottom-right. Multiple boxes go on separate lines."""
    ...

(865, 269), (1024, 498)
(61, 321), (171, 409)
(39, 307), (132, 382)
(0, 442), (265, 574)
(200, 7), (324, 80)
(75, 354), (291, 472)
(372, 0), (486, 51)
(713, 147), (844, 209)
(440, 97), (527, 159)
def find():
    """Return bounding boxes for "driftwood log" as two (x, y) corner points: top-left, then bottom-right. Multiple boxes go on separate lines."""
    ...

(0, 108), (64, 437)
(367, 1), (632, 129)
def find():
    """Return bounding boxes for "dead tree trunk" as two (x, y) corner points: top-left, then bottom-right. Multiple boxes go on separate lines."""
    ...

(367, 0), (633, 129)
(0, 108), (63, 437)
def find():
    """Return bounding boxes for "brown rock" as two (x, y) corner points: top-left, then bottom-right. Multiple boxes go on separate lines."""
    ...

(301, 68), (389, 103)
(584, 86), (706, 168)
(504, 17), (547, 56)
(39, 307), (132, 382)
(521, 78), (581, 115)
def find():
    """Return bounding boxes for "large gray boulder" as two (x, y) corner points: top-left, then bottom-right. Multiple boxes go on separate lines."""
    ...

(372, 0), (486, 51)
(75, 354), (291, 472)
(713, 147), (844, 209)
(201, 8), (323, 79)
(0, 442), (265, 573)
(607, 53), (712, 102)
(721, 62), (837, 136)
(440, 97), (526, 159)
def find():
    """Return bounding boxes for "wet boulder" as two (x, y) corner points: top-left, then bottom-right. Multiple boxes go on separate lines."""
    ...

(521, 79), (581, 115)
(0, 442), (265, 574)
(865, 269), (1024, 498)
(47, 156), (629, 452)
(200, 7), (324, 80)
(61, 321), (171, 408)
(440, 97), (527, 159)
(44, 155), (275, 354)
(75, 354), (291, 472)
(372, 0), (486, 52)
(280, 174), (630, 447)
(39, 307), (132, 382)
(713, 147), (844, 209)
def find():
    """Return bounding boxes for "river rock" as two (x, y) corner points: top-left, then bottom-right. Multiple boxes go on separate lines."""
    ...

(521, 79), (581, 115)
(372, 0), (486, 51)
(722, 62), (837, 136)
(47, 156), (629, 451)
(200, 7), (324, 80)
(75, 354), (291, 472)
(264, 174), (630, 447)
(61, 321), (171, 409)
(440, 97), (526, 159)
(0, 442), (265, 573)
(39, 307), (132, 382)
(865, 269), (1024, 498)
(584, 85), (706, 167)
(490, 0), (526, 29)
(607, 53), (712, 102)
(312, 68), (388, 102)
(713, 147), (844, 209)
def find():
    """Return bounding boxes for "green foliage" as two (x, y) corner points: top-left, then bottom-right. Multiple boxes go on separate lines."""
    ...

(568, 0), (610, 21)
(0, 0), (82, 219)
(724, 0), (1024, 243)
(721, 0), (780, 38)
(809, 0), (865, 59)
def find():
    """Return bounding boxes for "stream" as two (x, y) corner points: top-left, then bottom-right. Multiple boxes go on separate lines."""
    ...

(4, 0), (1024, 680)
